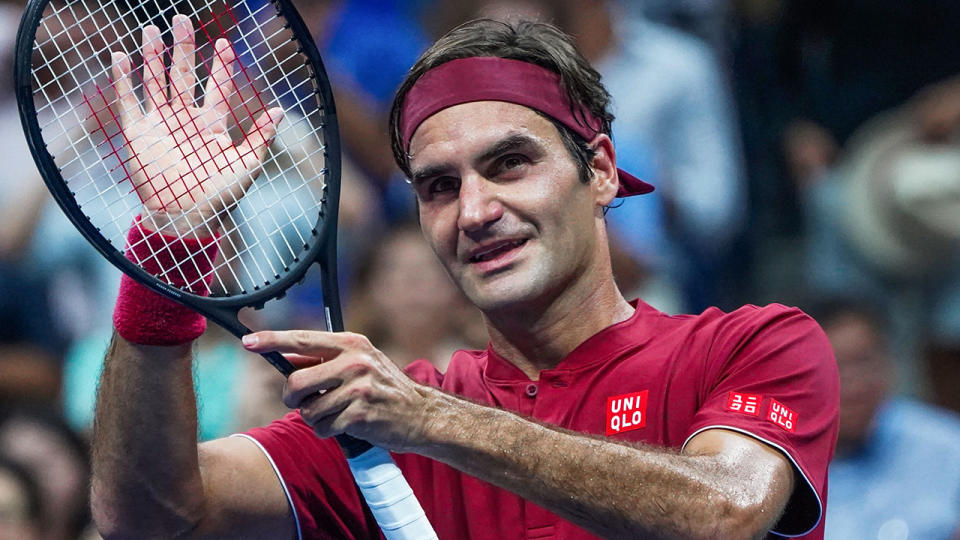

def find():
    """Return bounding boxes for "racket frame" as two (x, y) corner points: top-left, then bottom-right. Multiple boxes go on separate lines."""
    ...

(15, 0), (345, 375)
(17, 5), (441, 538)
(13, 0), (384, 461)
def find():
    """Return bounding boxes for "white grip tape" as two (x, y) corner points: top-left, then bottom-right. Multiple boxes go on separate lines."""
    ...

(347, 446), (438, 540)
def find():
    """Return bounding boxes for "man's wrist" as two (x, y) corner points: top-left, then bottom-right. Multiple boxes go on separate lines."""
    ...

(112, 333), (195, 360)
(112, 218), (220, 345)
(406, 388), (517, 462)
(139, 208), (221, 239)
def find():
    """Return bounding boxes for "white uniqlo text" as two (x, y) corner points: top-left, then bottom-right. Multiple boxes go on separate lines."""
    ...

(768, 398), (797, 433)
(725, 392), (761, 417)
(605, 390), (648, 436)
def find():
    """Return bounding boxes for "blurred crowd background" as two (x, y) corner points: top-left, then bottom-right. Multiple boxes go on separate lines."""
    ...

(1, 0), (960, 538)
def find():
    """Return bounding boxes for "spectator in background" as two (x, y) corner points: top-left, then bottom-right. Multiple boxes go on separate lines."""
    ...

(629, 0), (732, 59)
(797, 76), (960, 395)
(0, 455), (42, 540)
(0, 408), (91, 540)
(572, 0), (746, 312)
(302, 0), (431, 221)
(809, 298), (960, 540)
(732, 0), (960, 304)
(0, 0), (124, 397)
(777, 1), (960, 154)
(0, 0), (90, 401)
(346, 223), (485, 371)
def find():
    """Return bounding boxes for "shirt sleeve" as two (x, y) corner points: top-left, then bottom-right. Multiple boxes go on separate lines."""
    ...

(241, 412), (383, 540)
(683, 305), (840, 538)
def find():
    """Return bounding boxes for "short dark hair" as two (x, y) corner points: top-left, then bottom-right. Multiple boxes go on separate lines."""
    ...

(389, 19), (613, 184)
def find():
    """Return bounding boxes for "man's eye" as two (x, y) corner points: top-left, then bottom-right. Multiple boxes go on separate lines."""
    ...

(429, 177), (459, 194)
(502, 155), (527, 170)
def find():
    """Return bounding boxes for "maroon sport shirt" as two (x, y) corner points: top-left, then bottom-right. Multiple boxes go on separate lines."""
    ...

(242, 300), (839, 539)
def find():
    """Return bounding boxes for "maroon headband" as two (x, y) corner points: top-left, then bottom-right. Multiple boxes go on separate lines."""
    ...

(399, 57), (654, 197)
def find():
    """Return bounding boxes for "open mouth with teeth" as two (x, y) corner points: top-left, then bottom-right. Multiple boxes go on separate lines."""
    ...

(469, 239), (527, 263)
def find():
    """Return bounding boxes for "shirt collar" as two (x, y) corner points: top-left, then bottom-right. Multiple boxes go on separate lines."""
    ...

(482, 299), (664, 382)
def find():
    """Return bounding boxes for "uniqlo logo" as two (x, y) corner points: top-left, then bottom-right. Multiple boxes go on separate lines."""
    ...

(725, 392), (762, 416)
(606, 391), (648, 436)
(767, 398), (797, 433)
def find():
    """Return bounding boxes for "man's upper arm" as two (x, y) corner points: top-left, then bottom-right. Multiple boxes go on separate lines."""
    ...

(684, 428), (795, 530)
(683, 305), (840, 536)
(194, 436), (296, 539)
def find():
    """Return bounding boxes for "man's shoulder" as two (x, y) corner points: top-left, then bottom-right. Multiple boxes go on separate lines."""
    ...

(642, 301), (832, 375)
(657, 302), (815, 337)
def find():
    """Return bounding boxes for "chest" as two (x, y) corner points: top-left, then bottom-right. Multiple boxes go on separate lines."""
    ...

(400, 353), (713, 540)
(452, 353), (710, 450)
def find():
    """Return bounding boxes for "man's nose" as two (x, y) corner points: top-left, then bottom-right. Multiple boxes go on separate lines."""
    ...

(457, 175), (503, 232)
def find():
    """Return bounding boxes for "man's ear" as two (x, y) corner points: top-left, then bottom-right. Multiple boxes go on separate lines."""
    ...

(588, 133), (618, 207)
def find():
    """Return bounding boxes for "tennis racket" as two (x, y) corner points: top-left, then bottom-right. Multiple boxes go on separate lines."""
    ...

(15, 1), (435, 538)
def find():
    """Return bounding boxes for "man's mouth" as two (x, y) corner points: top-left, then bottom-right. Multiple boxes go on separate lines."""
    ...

(468, 239), (527, 263)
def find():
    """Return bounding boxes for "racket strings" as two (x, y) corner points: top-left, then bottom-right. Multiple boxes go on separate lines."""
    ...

(30, 0), (332, 297)
(49, 1), (316, 292)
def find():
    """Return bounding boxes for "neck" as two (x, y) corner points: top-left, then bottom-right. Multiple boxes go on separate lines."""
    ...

(483, 257), (634, 380)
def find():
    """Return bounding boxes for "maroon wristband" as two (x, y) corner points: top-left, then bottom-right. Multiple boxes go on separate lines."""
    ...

(113, 217), (220, 345)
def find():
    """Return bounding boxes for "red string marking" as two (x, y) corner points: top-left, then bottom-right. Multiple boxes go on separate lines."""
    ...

(85, 83), (198, 279)
(152, 17), (271, 278)
(81, 83), (151, 207)
(165, 43), (222, 205)
(79, 7), (279, 245)
(205, 6), (273, 169)
(172, 19), (267, 210)
(194, 13), (264, 177)
(193, 15), (256, 176)
(135, 42), (205, 210)
(81, 93), (126, 174)
(80, 79), (136, 167)
(80, 91), (134, 198)
(160, 50), (211, 210)
(133, 46), (187, 209)
(119, 26), (248, 264)
(185, 45), (238, 180)
(221, 4), (270, 113)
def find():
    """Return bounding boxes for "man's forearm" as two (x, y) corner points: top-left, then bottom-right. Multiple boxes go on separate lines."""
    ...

(415, 390), (787, 540)
(90, 335), (207, 538)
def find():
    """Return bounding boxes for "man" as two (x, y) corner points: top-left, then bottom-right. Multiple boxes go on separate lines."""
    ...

(91, 17), (838, 539)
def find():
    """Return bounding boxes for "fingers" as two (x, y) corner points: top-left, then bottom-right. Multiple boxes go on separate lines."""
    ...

(283, 353), (327, 369)
(237, 107), (283, 167)
(292, 369), (424, 446)
(110, 52), (140, 125)
(169, 14), (197, 111)
(201, 38), (236, 134)
(140, 24), (166, 113)
(243, 329), (363, 357)
(297, 390), (354, 438)
(226, 107), (283, 197)
(283, 365), (345, 409)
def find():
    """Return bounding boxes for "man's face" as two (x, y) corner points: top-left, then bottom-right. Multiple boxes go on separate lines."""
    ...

(407, 101), (609, 313)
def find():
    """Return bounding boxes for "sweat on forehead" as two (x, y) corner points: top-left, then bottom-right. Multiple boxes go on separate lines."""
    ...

(398, 57), (654, 197)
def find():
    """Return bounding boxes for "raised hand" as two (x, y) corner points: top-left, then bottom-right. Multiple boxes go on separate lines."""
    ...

(110, 14), (282, 233)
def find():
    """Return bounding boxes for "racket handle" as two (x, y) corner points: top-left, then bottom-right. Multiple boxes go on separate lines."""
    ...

(346, 446), (438, 540)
